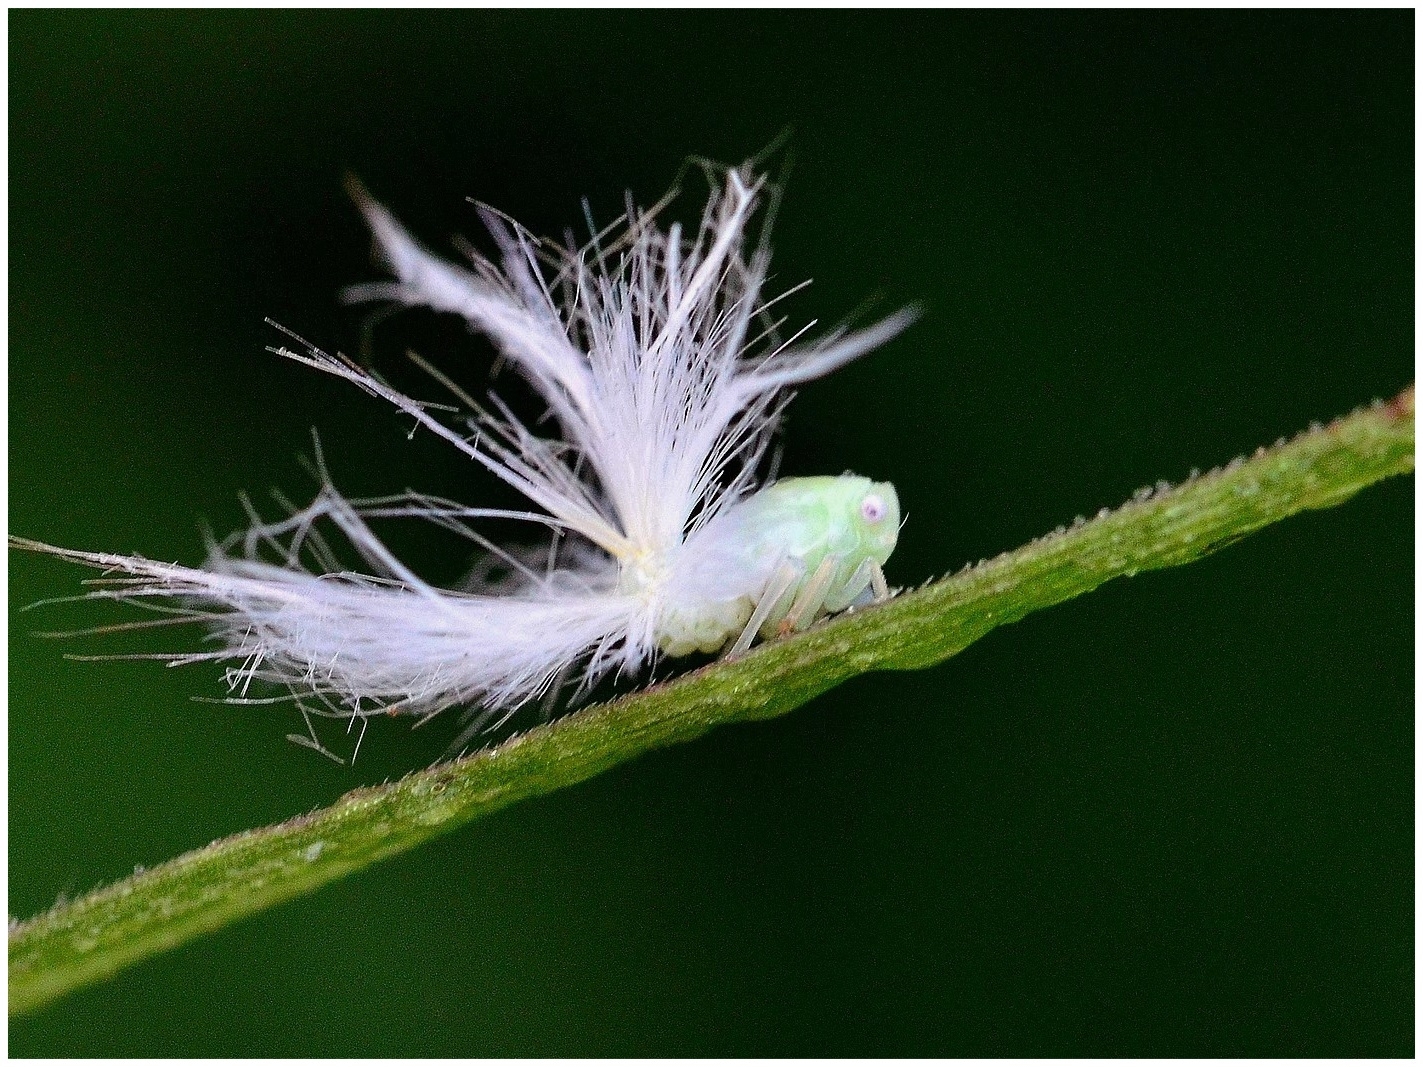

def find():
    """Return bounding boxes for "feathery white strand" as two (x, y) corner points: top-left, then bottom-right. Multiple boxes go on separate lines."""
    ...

(15, 163), (916, 750)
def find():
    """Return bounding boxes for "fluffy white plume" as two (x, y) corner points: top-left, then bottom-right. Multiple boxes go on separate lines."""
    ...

(17, 165), (915, 750)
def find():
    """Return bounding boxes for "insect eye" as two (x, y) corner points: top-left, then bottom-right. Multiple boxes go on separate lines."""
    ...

(860, 493), (887, 524)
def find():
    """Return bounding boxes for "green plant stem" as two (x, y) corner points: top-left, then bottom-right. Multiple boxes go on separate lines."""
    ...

(10, 386), (1414, 1017)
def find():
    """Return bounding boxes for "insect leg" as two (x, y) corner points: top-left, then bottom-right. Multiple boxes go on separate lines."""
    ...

(843, 558), (892, 609)
(778, 553), (843, 637)
(827, 557), (877, 610)
(727, 558), (802, 658)
(870, 559), (890, 602)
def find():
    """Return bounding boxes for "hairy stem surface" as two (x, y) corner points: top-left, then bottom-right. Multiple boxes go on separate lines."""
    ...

(10, 387), (1414, 1016)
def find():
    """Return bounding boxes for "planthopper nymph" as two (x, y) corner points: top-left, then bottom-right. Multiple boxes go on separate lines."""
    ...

(13, 162), (917, 757)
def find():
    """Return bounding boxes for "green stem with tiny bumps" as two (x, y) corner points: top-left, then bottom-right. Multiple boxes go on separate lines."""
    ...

(9, 386), (1414, 1017)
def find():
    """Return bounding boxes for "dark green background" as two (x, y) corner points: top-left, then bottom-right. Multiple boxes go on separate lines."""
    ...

(10, 10), (1413, 1056)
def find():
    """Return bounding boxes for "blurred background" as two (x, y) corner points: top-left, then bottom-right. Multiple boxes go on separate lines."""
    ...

(10, 10), (1412, 1056)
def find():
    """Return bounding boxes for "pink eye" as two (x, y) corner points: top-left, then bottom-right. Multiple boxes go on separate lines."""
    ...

(860, 493), (886, 524)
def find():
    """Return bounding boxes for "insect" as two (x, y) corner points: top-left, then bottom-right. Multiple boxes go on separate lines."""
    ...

(13, 163), (916, 757)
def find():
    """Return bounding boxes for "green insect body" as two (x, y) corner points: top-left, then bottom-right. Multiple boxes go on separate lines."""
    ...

(654, 475), (901, 657)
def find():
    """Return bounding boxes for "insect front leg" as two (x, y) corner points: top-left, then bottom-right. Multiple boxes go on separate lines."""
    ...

(869, 559), (890, 602)
(842, 558), (892, 609)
